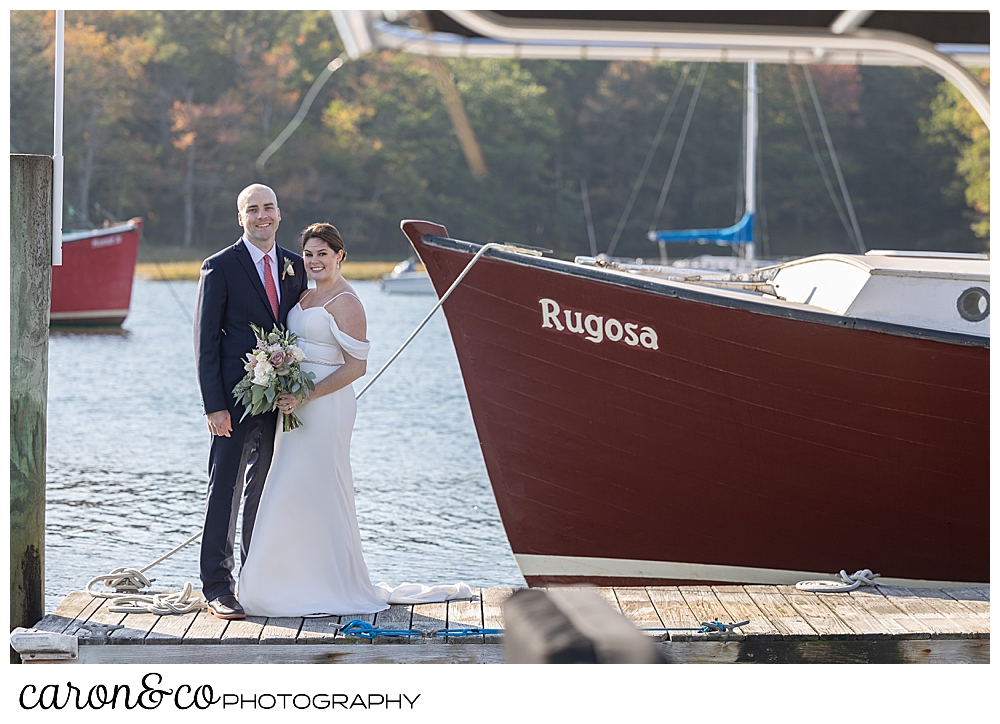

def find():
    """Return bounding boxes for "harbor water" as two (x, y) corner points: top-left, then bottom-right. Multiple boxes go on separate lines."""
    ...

(45, 278), (525, 613)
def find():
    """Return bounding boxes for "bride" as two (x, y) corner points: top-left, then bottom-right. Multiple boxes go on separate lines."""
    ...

(237, 222), (469, 617)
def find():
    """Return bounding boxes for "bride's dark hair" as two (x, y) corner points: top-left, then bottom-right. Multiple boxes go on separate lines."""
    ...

(300, 222), (346, 261)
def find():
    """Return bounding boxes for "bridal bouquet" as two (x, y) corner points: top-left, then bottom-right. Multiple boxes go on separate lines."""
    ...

(233, 323), (316, 432)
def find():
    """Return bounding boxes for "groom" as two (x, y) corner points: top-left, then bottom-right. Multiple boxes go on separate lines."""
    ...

(193, 183), (308, 619)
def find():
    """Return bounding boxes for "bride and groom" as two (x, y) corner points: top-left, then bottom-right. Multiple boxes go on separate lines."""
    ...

(193, 184), (467, 619)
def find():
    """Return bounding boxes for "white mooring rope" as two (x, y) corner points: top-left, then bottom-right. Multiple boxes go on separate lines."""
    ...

(796, 568), (881, 593)
(106, 582), (206, 615)
(86, 531), (209, 615)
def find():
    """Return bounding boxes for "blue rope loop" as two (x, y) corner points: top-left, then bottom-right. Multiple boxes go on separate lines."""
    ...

(431, 627), (504, 638)
(338, 619), (424, 639)
(643, 619), (750, 634)
(339, 618), (750, 640)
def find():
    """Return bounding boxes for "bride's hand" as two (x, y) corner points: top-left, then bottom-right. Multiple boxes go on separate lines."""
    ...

(276, 393), (299, 414)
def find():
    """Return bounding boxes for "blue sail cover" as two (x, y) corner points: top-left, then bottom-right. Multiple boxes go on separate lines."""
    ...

(648, 211), (754, 246)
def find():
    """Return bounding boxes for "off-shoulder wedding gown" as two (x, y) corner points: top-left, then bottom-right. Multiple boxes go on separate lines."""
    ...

(237, 297), (471, 616)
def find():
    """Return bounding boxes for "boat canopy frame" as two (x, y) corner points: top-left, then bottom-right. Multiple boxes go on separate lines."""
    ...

(336, 10), (989, 129)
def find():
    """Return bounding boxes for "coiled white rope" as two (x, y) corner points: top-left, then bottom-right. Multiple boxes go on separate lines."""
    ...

(86, 531), (207, 615)
(106, 582), (206, 615)
(796, 568), (881, 593)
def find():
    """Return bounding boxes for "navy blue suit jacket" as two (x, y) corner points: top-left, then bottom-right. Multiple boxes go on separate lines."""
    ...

(193, 240), (309, 415)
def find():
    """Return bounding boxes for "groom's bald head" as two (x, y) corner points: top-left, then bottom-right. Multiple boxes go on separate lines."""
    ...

(238, 184), (278, 215)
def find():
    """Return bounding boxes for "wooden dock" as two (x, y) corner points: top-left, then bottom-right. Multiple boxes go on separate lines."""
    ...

(19, 584), (989, 664)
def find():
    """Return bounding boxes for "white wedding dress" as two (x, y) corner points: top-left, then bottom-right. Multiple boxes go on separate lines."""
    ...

(237, 298), (471, 617)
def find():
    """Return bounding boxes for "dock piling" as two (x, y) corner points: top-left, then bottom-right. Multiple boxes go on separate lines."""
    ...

(10, 154), (53, 662)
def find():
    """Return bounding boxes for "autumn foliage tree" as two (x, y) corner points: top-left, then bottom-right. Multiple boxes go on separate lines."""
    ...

(169, 95), (246, 246)
(922, 69), (990, 242)
(60, 12), (154, 227)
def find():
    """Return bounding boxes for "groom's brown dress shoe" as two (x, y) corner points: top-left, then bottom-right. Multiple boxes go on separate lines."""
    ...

(208, 594), (246, 620)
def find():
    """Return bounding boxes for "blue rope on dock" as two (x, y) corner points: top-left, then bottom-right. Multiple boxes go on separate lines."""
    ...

(643, 619), (750, 634)
(432, 627), (504, 637)
(338, 619), (424, 639)
(337, 618), (746, 639)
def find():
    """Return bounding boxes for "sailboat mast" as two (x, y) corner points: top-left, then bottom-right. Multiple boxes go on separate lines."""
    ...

(744, 60), (757, 261)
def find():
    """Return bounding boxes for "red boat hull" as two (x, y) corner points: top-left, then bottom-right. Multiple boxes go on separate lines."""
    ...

(403, 221), (989, 587)
(51, 219), (142, 326)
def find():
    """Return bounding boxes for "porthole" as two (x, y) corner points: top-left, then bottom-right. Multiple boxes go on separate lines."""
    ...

(957, 287), (990, 322)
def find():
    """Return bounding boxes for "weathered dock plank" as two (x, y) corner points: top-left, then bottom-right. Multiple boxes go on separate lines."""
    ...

(743, 586), (818, 639)
(372, 605), (414, 644)
(775, 585), (855, 638)
(481, 587), (513, 644)
(220, 616), (267, 644)
(908, 589), (989, 636)
(679, 586), (739, 641)
(877, 586), (976, 638)
(846, 588), (926, 638)
(411, 602), (447, 637)
(712, 586), (782, 640)
(109, 611), (161, 644)
(32, 592), (100, 634)
(145, 609), (200, 644)
(183, 610), (229, 644)
(678, 586), (728, 625)
(645, 586), (707, 641)
(446, 588), (484, 643)
(613, 587), (663, 631)
(75, 599), (128, 644)
(942, 588), (990, 621)
(296, 616), (340, 644)
(944, 587), (989, 602)
(810, 588), (888, 637)
(259, 617), (302, 644)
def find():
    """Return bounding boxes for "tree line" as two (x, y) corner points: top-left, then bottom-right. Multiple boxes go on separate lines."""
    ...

(10, 10), (989, 261)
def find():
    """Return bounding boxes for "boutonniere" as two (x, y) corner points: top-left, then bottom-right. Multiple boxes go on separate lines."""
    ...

(281, 257), (295, 280)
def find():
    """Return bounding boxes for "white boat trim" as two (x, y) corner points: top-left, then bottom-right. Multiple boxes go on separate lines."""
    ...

(514, 553), (988, 590)
(50, 309), (129, 321)
(62, 220), (138, 243)
(866, 249), (989, 260)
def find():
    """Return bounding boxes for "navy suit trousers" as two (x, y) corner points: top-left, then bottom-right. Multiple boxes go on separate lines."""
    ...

(200, 407), (279, 601)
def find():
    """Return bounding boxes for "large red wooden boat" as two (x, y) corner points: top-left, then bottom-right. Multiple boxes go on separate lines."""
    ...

(50, 218), (142, 326)
(402, 220), (989, 588)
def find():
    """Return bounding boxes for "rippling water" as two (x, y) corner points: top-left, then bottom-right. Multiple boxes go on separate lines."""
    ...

(45, 279), (525, 612)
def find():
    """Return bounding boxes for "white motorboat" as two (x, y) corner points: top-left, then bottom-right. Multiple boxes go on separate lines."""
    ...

(379, 258), (435, 295)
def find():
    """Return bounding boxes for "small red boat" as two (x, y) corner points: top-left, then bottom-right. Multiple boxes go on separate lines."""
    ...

(402, 220), (989, 589)
(50, 218), (142, 326)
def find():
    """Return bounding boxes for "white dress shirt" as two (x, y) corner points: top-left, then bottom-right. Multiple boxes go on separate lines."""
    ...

(242, 238), (281, 303)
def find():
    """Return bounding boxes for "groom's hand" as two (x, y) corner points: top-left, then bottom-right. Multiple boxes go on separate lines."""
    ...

(207, 410), (232, 437)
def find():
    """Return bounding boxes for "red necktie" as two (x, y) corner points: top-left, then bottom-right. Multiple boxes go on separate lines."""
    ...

(263, 254), (279, 320)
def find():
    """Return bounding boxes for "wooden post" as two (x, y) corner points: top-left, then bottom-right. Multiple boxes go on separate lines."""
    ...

(10, 154), (52, 661)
